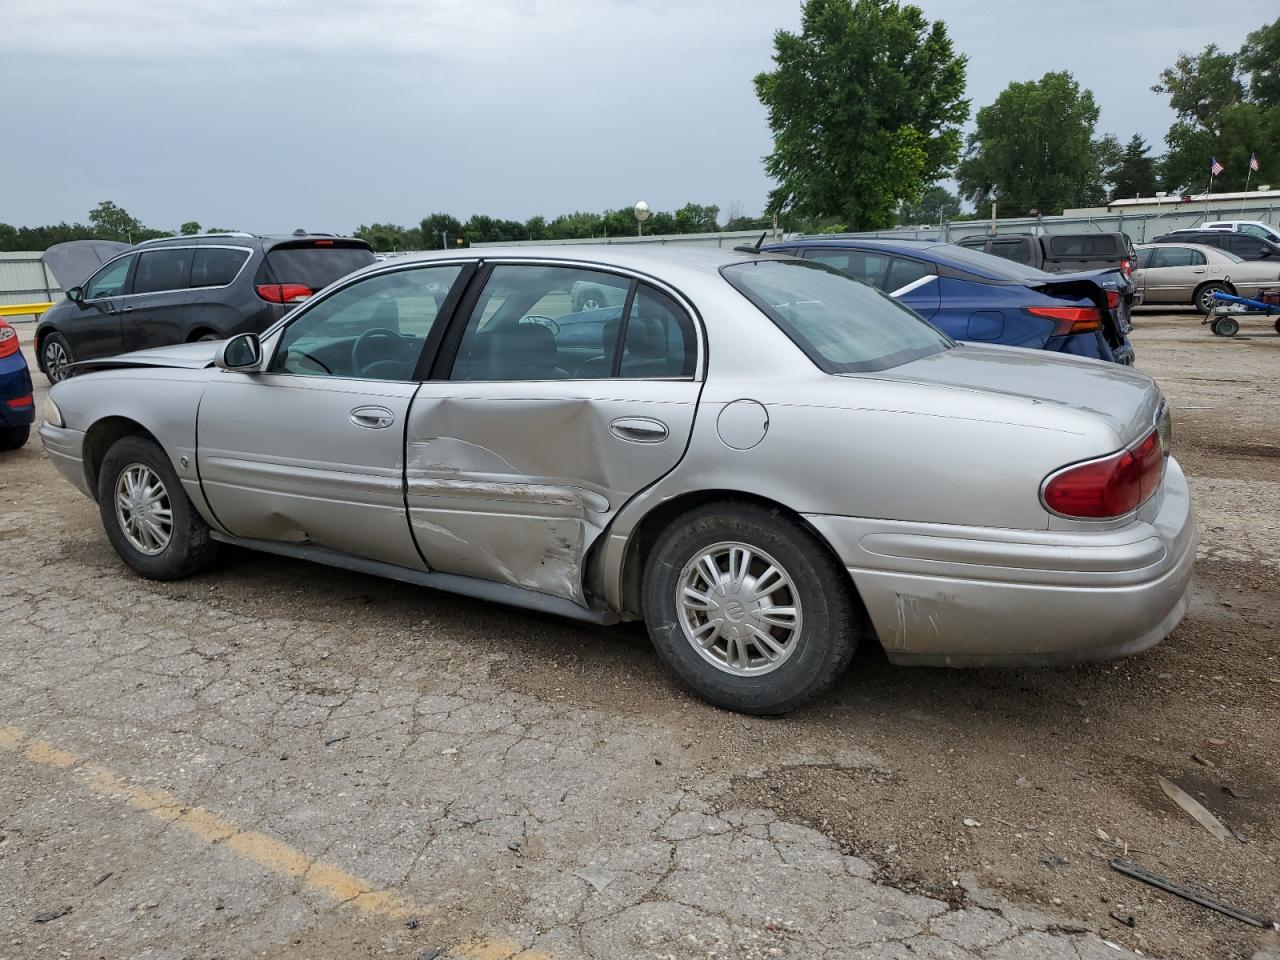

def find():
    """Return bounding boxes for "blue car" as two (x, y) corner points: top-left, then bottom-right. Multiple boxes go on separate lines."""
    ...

(764, 238), (1135, 364)
(0, 320), (36, 451)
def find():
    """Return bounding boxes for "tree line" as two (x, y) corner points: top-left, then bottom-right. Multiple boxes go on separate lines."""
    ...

(759, 1), (1278, 227)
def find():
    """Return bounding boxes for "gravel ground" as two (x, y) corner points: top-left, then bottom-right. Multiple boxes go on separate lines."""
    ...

(1, 315), (1277, 960)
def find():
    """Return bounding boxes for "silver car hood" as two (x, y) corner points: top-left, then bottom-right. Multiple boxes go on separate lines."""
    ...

(856, 343), (1162, 443)
(73, 341), (220, 373)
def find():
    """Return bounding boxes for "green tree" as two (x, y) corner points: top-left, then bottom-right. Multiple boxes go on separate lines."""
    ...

(88, 201), (163, 243)
(672, 203), (720, 233)
(179, 220), (202, 235)
(897, 185), (960, 224)
(419, 213), (466, 249)
(956, 72), (1107, 215)
(1155, 20), (1280, 193)
(1109, 135), (1159, 199)
(754, 0), (968, 230)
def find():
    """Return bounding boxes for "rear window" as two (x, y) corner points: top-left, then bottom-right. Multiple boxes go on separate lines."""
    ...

(1047, 235), (1122, 257)
(933, 243), (1048, 280)
(722, 259), (951, 374)
(262, 242), (375, 291)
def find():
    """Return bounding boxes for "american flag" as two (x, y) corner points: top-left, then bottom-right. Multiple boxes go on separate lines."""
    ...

(1250, 153), (1260, 172)
(1210, 157), (1224, 176)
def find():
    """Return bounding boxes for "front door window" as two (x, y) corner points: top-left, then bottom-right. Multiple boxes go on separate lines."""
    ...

(84, 255), (135, 300)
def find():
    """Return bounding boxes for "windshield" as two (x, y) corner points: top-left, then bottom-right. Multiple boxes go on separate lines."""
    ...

(722, 259), (952, 374)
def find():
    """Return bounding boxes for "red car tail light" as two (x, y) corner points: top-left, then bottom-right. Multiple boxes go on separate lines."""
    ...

(0, 322), (18, 358)
(5, 393), (33, 409)
(255, 283), (313, 304)
(1105, 290), (1120, 309)
(1026, 305), (1104, 335)
(1120, 258), (1133, 277)
(1042, 428), (1165, 518)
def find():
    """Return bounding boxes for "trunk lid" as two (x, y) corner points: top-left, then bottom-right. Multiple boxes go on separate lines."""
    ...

(858, 342), (1162, 444)
(1030, 267), (1133, 339)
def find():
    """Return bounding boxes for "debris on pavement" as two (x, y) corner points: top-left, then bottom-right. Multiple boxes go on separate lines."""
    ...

(1109, 911), (1136, 928)
(963, 818), (981, 828)
(573, 866), (615, 892)
(92, 871), (112, 887)
(1223, 785), (1251, 799)
(1158, 776), (1232, 841)
(32, 906), (72, 923)
(1110, 858), (1279, 931)
(323, 735), (349, 746)
(1039, 854), (1069, 867)
(1192, 753), (1216, 768)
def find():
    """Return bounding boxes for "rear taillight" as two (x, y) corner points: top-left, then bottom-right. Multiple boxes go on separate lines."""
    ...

(1042, 428), (1165, 518)
(1026, 305), (1103, 335)
(255, 283), (313, 304)
(1120, 259), (1133, 277)
(5, 393), (33, 410)
(0, 322), (18, 358)
(1105, 290), (1120, 309)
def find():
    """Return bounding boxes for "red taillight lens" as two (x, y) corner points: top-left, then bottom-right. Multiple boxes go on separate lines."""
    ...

(1042, 428), (1165, 518)
(313, 239), (334, 246)
(1106, 290), (1120, 309)
(0, 323), (18, 358)
(6, 393), (33, 409)
(1026, 305), (1104, 335)
(1121, 259), (1133, 276)
(255, 283), (313, 304)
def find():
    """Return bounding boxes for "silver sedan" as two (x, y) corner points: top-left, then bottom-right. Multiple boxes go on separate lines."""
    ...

(39, 246), (1196, 714)
(1135, 242), (1280, 313)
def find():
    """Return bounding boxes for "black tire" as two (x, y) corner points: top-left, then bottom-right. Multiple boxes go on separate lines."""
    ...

(1195, 282), (1228, 316)
(41, 331), (74, 384)
(642, 501), (859, 715)
(1215, 315), (1240, 337)
(96, 434), (218, 580)
(1273, 317), (1280, 335)
(0, 425), (29, 451)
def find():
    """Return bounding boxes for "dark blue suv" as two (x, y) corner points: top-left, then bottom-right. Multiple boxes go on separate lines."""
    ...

(765, 238), (1135, 365)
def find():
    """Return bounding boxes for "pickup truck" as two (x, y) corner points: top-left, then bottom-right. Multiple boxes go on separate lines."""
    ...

(957, 232), (1137, 277)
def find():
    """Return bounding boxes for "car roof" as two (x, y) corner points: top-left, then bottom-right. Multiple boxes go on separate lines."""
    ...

(764, 236), (1027, 280)
(1136, 242), (1230, 257)
(380, 243), (785, 280)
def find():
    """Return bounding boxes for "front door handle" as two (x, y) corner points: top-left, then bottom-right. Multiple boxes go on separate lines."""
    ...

(610, 417), (668, 443)
(350, 405), (395, 429)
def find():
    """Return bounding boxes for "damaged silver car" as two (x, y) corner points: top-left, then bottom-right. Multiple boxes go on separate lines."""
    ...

(39, 246), (1196, 714)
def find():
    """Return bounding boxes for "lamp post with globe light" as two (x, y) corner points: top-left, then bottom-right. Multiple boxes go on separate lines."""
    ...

(634, 201), (650, 238)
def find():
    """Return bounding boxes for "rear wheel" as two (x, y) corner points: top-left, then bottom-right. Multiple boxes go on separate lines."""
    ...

(0, 425), (29, 451)
(1195, 282), (1228, 315)
(41, 332), (74, 384)
(97, 434), (218, 580)
(642, 501), (859, 715)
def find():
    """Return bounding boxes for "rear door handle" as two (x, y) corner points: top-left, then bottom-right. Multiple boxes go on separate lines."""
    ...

(610, 417), (668, 443)
(350, 405), (395, 429)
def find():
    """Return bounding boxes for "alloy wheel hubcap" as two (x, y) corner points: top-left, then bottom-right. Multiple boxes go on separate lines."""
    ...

(45, 342), (68, 381)
(677, 541), (802, 676)
(114, 463), (173, 555)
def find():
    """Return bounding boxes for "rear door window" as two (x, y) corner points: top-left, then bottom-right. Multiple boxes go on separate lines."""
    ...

(1151, 247), (1202, 268)
(191, 247), (250, 287)
(884, 257), (933, 293)
(619, 285), (696, 378)
(989, 239), (1033, 264)
(1224, 235), (1265, 258)
(261, 243), (377, 294)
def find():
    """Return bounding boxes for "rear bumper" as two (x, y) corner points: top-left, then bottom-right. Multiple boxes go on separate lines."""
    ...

(805, 457), (1196, 666)
(38, 421), (91, 497)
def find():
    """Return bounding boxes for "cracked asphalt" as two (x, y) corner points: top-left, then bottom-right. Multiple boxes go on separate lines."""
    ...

(2, 317), (1278, 960)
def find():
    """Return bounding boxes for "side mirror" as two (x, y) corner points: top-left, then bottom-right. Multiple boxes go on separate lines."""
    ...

(66, 286), (85, 305)
(215, 333), (262, 371)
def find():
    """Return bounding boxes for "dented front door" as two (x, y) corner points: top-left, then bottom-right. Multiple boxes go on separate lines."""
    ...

(402, 263), (703, 606)
(403, 380), (698, 604)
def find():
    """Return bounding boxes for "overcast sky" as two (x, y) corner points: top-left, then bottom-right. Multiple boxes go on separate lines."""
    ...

(0, 0), (1273, 234)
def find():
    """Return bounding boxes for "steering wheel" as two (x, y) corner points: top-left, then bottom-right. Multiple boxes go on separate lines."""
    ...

(352, 328), (406, 376)
(519, 315), (561, 337)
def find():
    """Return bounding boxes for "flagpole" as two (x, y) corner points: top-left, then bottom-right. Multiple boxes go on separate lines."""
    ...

(1240, 167), (1253, 219)
(1204, 170), (1214, 223)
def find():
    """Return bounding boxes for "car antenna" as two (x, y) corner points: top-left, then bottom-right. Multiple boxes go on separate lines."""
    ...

(733, 231), (769, 255)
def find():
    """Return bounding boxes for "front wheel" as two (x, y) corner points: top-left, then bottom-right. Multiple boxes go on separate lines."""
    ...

(41, 332), (74, 384)
(1213, 315), (1240, 337)
(1195, 282), (1228, 315)
(642, 501), (859, 715)
(97, 434), (219, 580)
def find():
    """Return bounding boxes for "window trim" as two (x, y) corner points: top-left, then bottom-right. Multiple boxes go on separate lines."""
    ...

(82, 252), (139, 303)
(83, 244), (255, 302)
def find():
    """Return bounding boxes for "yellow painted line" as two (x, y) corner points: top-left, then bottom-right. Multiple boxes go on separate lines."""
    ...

(0, 724), (550, 957)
